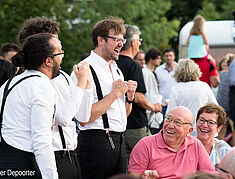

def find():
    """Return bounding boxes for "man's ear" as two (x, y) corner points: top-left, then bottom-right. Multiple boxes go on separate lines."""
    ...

(188, 126), (193, 134)
(45, 57), (53, 67)
(97, 36), (105, 46)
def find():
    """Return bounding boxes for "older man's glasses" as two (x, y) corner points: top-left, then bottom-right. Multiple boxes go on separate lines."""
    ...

(215, 164), (235, 179)
(104, 36), (126, 44)
(197, 117), (217, 127)
(165, 116), (192, 127)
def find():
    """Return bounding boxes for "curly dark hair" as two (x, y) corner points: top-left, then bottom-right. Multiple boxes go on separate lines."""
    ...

(18, 16), (60, 45)
(12, 33), (55, 70)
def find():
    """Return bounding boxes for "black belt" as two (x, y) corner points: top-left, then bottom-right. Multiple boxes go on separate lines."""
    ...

(80, 129), (123, 136)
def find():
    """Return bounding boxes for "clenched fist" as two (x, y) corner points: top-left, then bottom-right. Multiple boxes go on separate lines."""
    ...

(112, 79), (128, 98)
(73, 61), (91, 89)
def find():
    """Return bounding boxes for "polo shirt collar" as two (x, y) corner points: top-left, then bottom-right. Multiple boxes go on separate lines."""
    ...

(156, 130), (195, 153)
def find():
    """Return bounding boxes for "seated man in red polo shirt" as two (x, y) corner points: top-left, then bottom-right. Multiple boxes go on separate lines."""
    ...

(128, 106), (215, 179)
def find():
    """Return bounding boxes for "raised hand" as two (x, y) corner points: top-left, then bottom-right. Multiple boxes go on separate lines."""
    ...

(73, 61), (90, 89)
(112, 79), (128, 98)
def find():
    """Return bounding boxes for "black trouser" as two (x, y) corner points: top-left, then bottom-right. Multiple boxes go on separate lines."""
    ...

(0, 139), (42, 179)
(78, 130), (126, 179)
(229, 86), (235, 128)
(55, 150), (81, 179)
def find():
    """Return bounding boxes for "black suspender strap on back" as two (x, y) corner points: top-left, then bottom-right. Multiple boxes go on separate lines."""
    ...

(89, 65), (109, 129)
(0, 75), (41, 140)
(60, 71), (70, 86)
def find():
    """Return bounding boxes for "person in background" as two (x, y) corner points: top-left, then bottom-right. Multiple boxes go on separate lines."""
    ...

(186, 15), (209, 59)
(228, 54), (235, 146)
(166, 58), (217, 136)
(196, 103), (231, 166)
(187, 15), (219, 88)
(154, 48), (177, 117)
(0, 33), (60, 178)
(216, 148), (235, 179)
(142, 48), (163, 134)
(117, 24), (161, 169)
(0, 43), (20, 63)
(128, 106), (215, 179)
(0, 60), (16, 87)
(134, 51), (145, 68)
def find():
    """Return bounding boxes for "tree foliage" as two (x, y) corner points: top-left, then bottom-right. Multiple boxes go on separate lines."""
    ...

(0, 0), (234, 73)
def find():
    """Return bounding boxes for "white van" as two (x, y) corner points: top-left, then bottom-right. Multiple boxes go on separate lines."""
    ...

(179, 20), (235, 64)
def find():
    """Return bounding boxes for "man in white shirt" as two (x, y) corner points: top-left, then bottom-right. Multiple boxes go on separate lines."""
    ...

(71, 16), (137, 179)
(155, 48), (177, 117)
(17, 16), (92, 179)
(142, 48), (163, 134)
(0, 33), (60, 179)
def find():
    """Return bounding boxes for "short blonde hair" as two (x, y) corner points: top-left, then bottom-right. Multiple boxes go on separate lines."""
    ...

(173, 58), (202, 82)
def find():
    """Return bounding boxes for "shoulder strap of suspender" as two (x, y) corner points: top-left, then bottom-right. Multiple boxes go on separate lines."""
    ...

(89, 65), (109, 129)
(0, 75), (41, 140)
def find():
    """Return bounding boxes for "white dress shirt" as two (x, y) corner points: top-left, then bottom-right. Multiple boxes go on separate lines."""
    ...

(71, 51), (127, 132)
(0, 70), (58, 179)
(154, 63), (177, 105)
(51, 71), (92, 151)
(166, 81), (218, 136)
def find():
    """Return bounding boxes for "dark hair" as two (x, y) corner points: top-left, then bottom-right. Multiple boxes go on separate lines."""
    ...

(92, 16), (125, 47)
(196, 102), (228, 127)
(134, 51), (145, 60)
(18, 16), (60, 45)
(145, 48), (161, 63)
(12, 33), (55, 70)
(163, 48), (175, 55)
(0, 60), (16, 86)
(108, 174), (141, 179)
(1, 43), (20, 58)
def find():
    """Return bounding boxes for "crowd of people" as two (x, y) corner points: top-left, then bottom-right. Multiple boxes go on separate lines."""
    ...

(0, 14), (234, 179)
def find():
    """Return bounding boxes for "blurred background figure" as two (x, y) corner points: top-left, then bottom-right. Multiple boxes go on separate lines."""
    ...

(0, 43), (20, 63)
(186, 15), (209, 60)
(216, 148), (235, 179)
(142, 47), (163, 134)
(155, 48), (177, 117)
(166, 58), (217, 136)
(196, 103), (231, 166)
(134, 50), (145, 68)
(187, 15), (219, 88)
(0, 60), (16, 87)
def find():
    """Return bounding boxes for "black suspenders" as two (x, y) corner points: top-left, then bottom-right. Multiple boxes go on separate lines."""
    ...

(89, 65), (115, 149)
(0, 75), (41, 140)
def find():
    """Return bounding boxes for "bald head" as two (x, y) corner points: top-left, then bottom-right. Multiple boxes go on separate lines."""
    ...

(218, 148), (235, 178)
(170, 106), (194, 124)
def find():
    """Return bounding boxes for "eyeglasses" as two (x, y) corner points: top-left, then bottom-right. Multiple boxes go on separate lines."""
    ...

(197, 117), (217, 127)
(52, 52), (64, 58)
(104, 36), (126, 44)
(165, 116), (193, 127)
(215, 164), (235, 179)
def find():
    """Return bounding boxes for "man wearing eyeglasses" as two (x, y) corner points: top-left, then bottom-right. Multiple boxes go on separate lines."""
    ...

(116, 24), (162, 170)
(18, 16), (92, 179)
(128, 106), (215, 179)
(216, 148), (235, 179)
(71, 17), (137, 179)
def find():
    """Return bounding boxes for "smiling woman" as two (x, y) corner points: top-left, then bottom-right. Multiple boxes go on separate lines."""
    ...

(196, 103), (232, 166)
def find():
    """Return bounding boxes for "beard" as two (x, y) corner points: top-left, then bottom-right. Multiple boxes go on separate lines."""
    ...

(51, 59), (61, 79)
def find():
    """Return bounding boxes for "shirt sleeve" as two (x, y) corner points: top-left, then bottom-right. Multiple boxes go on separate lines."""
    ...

(128, 139), (149, 175)
(208, 60), (218, 77)
(53, 73), (85, 127)
(31, 84), (58, 179)
(75, 89), (93, 123)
